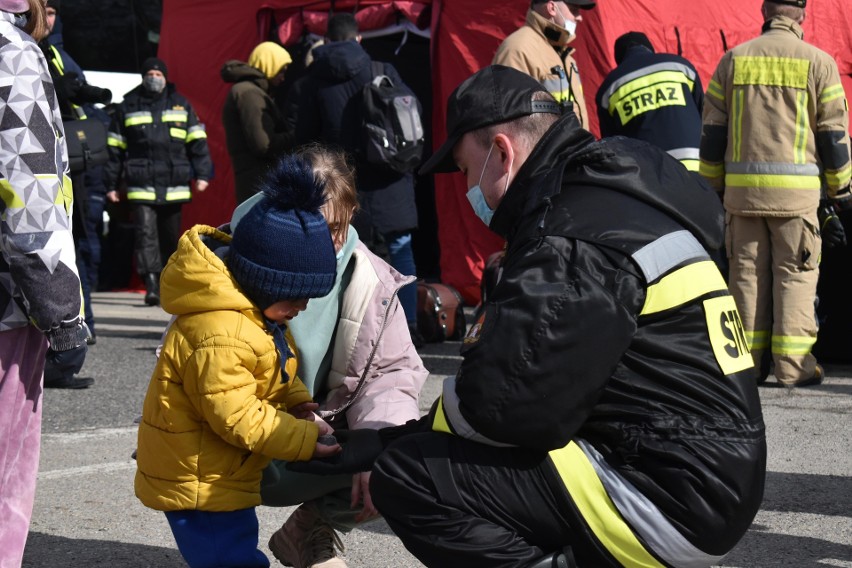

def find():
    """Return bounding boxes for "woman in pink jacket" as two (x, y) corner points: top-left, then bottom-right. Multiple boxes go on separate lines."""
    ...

(231, 145), (428, 568)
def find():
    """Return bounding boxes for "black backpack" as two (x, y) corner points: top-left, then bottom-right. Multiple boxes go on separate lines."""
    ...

(359, 61), (425, 174)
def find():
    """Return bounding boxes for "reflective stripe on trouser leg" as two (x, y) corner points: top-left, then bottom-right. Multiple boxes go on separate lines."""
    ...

(767, 213), (820, 384)
(726, 214), (773, 376)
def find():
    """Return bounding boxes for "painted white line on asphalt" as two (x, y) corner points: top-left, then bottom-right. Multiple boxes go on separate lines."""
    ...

(419, 354), (463, 361)
(38, 461), (136, 480)
(42, 427), (137, 442)
(818, 560), (852, 567)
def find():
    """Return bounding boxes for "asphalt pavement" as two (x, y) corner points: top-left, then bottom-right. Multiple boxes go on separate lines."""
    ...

(22, 291), (852, 567)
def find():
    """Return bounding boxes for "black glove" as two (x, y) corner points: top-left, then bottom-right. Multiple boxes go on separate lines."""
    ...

(818, 202), (847, 249)
(287, 418), (428, 475)
(44, 344), (87, 383)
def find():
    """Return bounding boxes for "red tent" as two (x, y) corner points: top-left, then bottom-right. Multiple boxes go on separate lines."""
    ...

(160, 0), (852, 304)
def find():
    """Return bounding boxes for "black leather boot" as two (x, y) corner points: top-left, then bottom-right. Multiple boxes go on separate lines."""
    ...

(144, 272), (160, 306)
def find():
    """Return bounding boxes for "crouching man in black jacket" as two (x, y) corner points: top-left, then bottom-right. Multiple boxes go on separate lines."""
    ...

(291, 65), (766, 568)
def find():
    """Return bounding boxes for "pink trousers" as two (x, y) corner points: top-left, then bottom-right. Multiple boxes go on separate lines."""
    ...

(0, 325), (47, 568)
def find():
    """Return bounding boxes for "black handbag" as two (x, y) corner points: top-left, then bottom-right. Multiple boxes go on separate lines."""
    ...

(64, 119), (108, 173)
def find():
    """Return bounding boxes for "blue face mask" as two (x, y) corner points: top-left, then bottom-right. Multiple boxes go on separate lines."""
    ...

(466, 143), (513, 227)
(466, 143), (496, 226)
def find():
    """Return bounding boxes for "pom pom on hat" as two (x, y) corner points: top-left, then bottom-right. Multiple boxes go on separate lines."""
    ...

(227, 155), (336, 309)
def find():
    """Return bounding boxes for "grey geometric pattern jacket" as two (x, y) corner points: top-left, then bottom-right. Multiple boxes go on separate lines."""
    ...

(0, 11), (83, 350)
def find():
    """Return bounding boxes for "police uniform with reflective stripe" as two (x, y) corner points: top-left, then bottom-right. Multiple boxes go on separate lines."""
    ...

(699, 15), (850, 385)
(104, 83), (212, 205)
(376, 114), (766, 567)
(596, 47), (704, 172)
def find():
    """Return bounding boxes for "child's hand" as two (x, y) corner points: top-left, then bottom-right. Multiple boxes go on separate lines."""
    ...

(289, 401), (319, 420)
(313, 435), (342, 459)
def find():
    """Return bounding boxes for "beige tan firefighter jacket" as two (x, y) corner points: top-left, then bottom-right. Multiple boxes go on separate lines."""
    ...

(700, 15), (851, 216)
(493, 9), (589, 129)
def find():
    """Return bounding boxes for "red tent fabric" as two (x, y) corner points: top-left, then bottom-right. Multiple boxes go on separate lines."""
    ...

(159, 0), (852, 305)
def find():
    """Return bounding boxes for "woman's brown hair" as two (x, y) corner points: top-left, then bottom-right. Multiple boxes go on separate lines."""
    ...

(297, 144), (360, 248)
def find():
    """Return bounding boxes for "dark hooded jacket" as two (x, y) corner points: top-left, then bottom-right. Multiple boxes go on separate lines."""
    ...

(221, 61), (291, 204)
(294, 40), (417, 234)
(437, 113), (766, 560)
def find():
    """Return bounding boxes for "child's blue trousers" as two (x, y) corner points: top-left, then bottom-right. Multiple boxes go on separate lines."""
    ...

(165, 508), (270, 567)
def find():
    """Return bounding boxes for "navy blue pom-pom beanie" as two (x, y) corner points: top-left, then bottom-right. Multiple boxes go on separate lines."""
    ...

(227, 155), (336, 309)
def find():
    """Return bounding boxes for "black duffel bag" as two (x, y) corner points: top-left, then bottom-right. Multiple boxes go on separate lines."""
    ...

(64, 119), (108, 173)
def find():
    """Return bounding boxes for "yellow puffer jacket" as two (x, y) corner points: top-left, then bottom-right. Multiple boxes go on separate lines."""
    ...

(135, 225), (318, 512)
(493, 9), (589, 129)
(700, 16), (851, 216)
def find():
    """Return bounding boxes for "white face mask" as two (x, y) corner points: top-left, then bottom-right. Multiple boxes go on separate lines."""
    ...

(556, 3), (577, 35)
(466, 143), (513, 227)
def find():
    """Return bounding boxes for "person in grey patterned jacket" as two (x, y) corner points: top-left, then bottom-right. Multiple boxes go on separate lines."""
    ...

(0, 0), (89, 565)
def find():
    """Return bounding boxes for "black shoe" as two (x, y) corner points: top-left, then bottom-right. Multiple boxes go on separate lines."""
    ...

(86, 331), (97, 345)
(143, 273), (160, 306)
(44, 375), (94, 389)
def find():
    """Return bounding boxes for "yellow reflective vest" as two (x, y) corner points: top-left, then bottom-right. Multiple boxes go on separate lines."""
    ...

(493, 9), (589, 130)
(700, 16), (851, 216)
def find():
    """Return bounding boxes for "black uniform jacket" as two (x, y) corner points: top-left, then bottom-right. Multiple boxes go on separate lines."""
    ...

(451, 114), (766, 557)
(104, 84), (212, 205)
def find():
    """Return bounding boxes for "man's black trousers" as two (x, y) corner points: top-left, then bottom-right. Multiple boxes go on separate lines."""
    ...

(370, 432), (621, 568)
(131, 203), (182, 275)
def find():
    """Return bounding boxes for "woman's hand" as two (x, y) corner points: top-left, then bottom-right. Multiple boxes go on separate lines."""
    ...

(351, 472), (380, 523)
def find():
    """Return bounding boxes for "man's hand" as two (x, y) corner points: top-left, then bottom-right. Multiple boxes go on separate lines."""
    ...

(287, 429), (385, 475)
(106, 190), (120, 203)
(819, 202), (847, 249)
(195, 180), (209, 192)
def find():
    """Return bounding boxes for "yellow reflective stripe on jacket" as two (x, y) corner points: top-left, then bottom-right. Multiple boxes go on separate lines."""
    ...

(431, 396), (453, 435)
(127, 189), (157, 201)
(542, 78), (571, 104)
(125, 113), (153, 127)
(161, 110), (189, 123)
(746, 330), (770, 351)
(819, 84), (846, 104)
(707, 79), (725, 101)
(732, 89), (745, 162)
(771, 334), (817, 356)
(825, 164), (852, 188)
(549, 442), (664, 568)
(186, 126), (207, 143)
(699, 161), (725, 179)
(680, 159), (700, 172)
(732, 56), (810, 88)
(606, 72), (693, 126)
(641, 261), (727, 316)
(725, 173), (821, 190)
(165, 188), (191, 201)
(49, 45), (64, 73)
(170, 128), (187, 140)
(793, 91), (809, 164)
(107, 132), (127, 150)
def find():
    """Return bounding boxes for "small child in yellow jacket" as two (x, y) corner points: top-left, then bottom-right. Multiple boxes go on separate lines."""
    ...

(134, 155), (340, 568)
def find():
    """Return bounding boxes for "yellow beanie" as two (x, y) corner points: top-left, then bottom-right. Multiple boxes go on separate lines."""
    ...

(248, 42), (293, 80)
